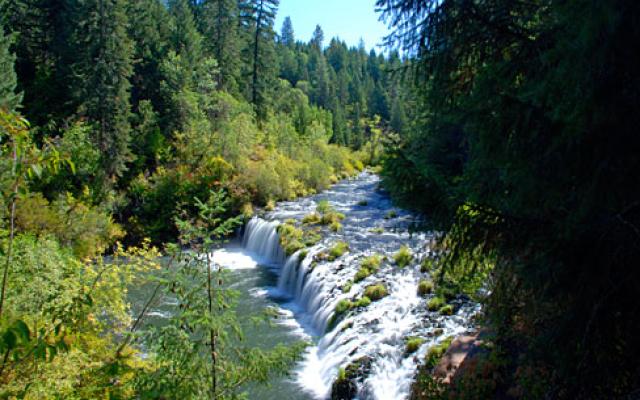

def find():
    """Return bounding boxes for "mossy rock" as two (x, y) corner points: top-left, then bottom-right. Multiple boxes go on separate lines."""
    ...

(363, 283), (388, 301)
(330, 357), (373, 400)
(393, 245), (413, 268)
(328, 241), (349, 261)
(405, 337), (426, 355)
(438, 304), (454, 315)
(427, 296), (446, 311)
(417, 279), (434, 297)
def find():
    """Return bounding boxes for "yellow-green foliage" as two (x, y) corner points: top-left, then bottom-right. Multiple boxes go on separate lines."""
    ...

(406, 337), (426, 354)
(328, 241), (349, 261)
(439, 304), (454, 315)
(394, 245), (413, 268)
(329, 221), (342, 232)
(276, 222), (305, 255)
(418, 279), (434, 297)
(428, 296), (446, 311)
(425, 337), (454, 369)
(354, 254), (382, 282)
(302, 212), (322, 225)
(356, 296), (371, 308)
(364, 283), (389, 301)
(14, 192), (123, 259)
(342, 280), (353, 293)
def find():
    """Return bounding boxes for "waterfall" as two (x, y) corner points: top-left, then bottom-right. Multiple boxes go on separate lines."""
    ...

(242, 217), (284, 265)
(239, 173), (478, 400)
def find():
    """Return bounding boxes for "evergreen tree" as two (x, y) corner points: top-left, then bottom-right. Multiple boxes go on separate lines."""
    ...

(168, 0), (203, 76)
(71, 0), (134, 179)
(280, 15), (295, 47)
(0, 23), (22, 111)
(239, 0), (279, 122)
(389, 96), (406, 134)
(310, 24), (324, 50)
(201, 0), (241, 92)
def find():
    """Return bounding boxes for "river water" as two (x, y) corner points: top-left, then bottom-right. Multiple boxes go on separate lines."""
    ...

(134, 171), (478, 400)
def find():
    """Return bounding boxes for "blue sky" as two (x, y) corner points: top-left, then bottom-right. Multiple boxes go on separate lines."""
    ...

(274, 0), (390, 51)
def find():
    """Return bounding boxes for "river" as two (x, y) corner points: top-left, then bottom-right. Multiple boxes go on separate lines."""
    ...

(132, 171), (478, 400)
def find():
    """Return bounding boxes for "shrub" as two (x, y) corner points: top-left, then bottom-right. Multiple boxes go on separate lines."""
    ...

(302, 212), (322, 225)
(334, 299), (353, 315)
(425, 337), (454, 369)
(327, 241), (349, 261)
(417, 280), (434, 297)
(405, 337), (426, 355)
(361, 254), (382, 271)
(364, 284), (388, 301)
(265, 199), (276, 211)
(354, 268), (371, 283)
(427, 296), (446, 311)
(276, 222), (304, 255)
(356, 296), (372, 308)
(420, 258), (434, 273)
(329, 221), (342, 232)
(394, 245), (413, 268)
(438, 305), (454, 315)
(384, 210), (398, 219)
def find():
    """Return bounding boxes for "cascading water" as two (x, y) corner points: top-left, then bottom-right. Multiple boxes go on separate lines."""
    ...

(239, 171), (479, 400)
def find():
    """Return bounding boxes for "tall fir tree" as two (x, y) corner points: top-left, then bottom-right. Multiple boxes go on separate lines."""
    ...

(310, 24), (324, 51)
(280, 15), (294, 47)
(200, 0), (241, 92)
(0, 22), (22, 111)
(71, 0), (134, 179)
(239, 0), (279, 122)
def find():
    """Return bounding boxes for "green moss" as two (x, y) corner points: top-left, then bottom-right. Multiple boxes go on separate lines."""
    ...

(361, 254), (382, 270)
(417, 279), (434, 297)
(327, 241), (349, 261)
(393, 245), (413, 268)
(420, 258), (434, 273)
(355, 296), (371, 308)
(427, 296), (446, 311)
(302, 212), (322, 225)
(342, 280), (353, 293)
(354, 268), (371, 283)
(329, 221), (342, 232)
(438, 304), (454, 315)
(364, 283), (388, 301)
(425, 337), (454, 368)
(405, 337), (426, 354)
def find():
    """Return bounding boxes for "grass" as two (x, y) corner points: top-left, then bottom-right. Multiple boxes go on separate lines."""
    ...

(302, 212), (322, 225)
(277, 222), (321, 255)
(427, 296), (446, 311)
(327, 241), (349, 261)
(329, 221), (342, 232)
(425, 337), (454, 368)
(420, 258), (434, 273)
(354, 254), (383, 282)
(417, 279), (434, 297)
(342, 280), (353, 293)
(384, 210), (397, 219)
(394, 245), (413, 268)
(355, 296), (371, 308)
(438, 304), (454, 315)
(364, 283), (388, 301)
(369, 227), (384, 234)
(405, 337), (426, 355)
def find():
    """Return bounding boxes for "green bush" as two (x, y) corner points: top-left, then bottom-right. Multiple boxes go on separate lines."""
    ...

(427, 296), (446, 311)
(417, 280), (434, 297)
(355, 296), (371, 308)
(425, 337), (454, 369)
(438, 304), (454, 315)
(327, 241), (349, 261)
(394, 245), (413, 268)
(364, 283), (389, 301)
(405, 337), (426, 355)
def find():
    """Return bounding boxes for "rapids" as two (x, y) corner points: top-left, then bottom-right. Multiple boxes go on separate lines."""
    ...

(237, 171), (479, 399)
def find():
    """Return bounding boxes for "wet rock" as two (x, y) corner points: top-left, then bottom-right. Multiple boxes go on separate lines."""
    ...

(330, 356), (373, 400)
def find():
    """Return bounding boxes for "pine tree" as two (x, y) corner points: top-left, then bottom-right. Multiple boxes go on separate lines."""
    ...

(280, 15), (294, 47)
(0, 23), (22, 111)
(167, 0), (203, 76)
(239, 0), (279, 122)
(71, 0), (134, 179)
(310, 24), (324, 51)
(200, 0), (241, 92)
